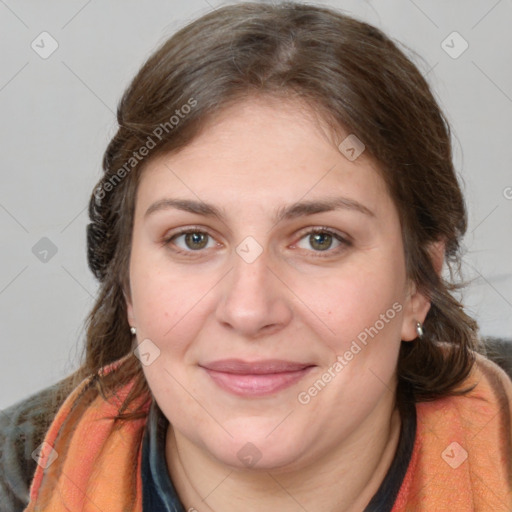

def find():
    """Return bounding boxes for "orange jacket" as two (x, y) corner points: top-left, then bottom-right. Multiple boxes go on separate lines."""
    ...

(24, 353), (512, 511)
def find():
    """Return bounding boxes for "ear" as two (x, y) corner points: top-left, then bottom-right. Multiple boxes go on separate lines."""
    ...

(401, 240), (445, 341)
(123, 287), (137, 328)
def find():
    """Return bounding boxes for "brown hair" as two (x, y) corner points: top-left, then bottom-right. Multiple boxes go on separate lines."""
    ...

(66, 1), (481, 420)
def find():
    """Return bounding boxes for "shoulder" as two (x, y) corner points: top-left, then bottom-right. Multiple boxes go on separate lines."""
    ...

(418, 351), (512, 443)
(0, 378), (73, 512)
(394, 352), (512, 510)
(411, 352), (511, 507)
(481, 336), (512, 379)
(468, 351), (512, 449)
(459, 350), (512, 421)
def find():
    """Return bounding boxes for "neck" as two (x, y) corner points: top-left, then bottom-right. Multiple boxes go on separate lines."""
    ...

(165, 393), (401, 512)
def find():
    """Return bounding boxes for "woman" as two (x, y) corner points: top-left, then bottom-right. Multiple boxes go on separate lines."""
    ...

(10, 2), (512, 511)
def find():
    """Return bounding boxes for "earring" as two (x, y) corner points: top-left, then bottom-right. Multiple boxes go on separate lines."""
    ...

(130, 327), (137, 335)
(415, 321), (424, 339)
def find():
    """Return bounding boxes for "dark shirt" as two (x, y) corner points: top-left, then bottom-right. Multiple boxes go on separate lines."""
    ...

(141, 400), (186, 512)
(141, 384), (417, 512)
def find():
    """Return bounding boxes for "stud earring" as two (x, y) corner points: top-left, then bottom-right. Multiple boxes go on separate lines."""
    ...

(415, 321), (424, 339)
(130, 327), (137, 335)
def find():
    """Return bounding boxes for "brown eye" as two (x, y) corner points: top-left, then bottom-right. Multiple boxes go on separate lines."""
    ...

(295, 228), (350, 256)
(166, 230), (216, 253)
(309, 232), (333, 251)
(184, 232), (209, 250)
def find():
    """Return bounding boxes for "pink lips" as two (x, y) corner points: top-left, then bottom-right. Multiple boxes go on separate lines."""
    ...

(200, 359), (315, 397)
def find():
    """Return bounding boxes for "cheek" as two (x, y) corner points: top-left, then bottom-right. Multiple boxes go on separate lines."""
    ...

(130, 240), (181, 332)
(129, 254), (218, 360)
(292, 264), (406, 396)
(297, 270), (404, 412)
(299, 260), (405, 341)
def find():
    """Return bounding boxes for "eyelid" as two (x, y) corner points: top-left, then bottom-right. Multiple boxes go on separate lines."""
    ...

(294, 226), (351, 243)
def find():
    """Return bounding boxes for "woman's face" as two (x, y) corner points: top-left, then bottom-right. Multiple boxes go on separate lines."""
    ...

(127, 97), (429, 471)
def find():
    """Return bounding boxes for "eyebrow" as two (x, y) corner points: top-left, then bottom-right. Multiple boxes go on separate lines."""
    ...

(144, 196), (375, 223)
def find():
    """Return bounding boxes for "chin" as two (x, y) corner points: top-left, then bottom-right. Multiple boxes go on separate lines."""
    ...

(202, 424), (311, 472)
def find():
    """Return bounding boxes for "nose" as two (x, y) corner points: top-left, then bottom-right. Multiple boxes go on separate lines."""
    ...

(215, 248), (293, 338)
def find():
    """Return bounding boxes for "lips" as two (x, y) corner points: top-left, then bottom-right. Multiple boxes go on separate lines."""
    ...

(200, 359), (315, 397)
(201, 359), (312, 374)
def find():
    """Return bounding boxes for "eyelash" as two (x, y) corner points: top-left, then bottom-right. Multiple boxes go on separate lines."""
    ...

(163, 225), (352, 259)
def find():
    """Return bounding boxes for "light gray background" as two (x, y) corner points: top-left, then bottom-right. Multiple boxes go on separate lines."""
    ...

(1, 0), (511, 410)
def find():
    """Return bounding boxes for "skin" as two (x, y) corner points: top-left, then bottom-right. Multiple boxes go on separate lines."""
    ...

(126, 96), (437, 511)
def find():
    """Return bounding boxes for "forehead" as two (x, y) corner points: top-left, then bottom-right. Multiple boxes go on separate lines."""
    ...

(168, 95), (343, 166)
(135, 97), (392, 218)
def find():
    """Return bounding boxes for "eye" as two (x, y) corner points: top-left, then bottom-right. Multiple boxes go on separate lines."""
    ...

(165, 229), (218, 253)
(163, 226), (350, 257)
(294, 228), (350, 254)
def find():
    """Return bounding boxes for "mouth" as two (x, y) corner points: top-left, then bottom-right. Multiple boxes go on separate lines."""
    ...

(200, 359), (316, 397)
